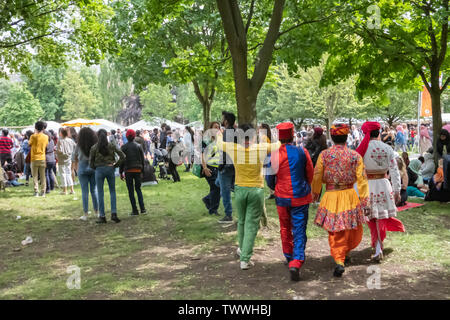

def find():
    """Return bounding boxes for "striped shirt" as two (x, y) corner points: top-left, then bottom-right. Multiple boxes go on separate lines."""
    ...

(0, 136), (13, 154)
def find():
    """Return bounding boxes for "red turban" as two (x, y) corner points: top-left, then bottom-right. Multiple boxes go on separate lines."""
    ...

(276, 122), (294, 140)
(126, 129), (136, 140)
(330, 124), (350, 136)
(356, 121), (381, 157)
(313, 127), (324, 136)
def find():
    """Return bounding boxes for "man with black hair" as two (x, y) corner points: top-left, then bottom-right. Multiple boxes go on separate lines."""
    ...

(216, 111), (237, 224)
(216, 123), (280, 270)
(134, 130), (146, 153)
(159, 124), (168, 150)
(0, 129), (13, 166)
(312, 124), (369, 277)
(29, 121), (49, 197)
(356, 121), (404, 262)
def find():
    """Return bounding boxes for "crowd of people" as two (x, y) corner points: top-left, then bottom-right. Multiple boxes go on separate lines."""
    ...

(0, 114), (449, 282)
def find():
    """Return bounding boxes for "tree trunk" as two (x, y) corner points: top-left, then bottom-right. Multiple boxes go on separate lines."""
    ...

(235, 78), (257, 126)
(192, 80), (216, 131)
(202, 100), (212, 131)
(216, 0), (285, 128)
(430, 86), (442, 165)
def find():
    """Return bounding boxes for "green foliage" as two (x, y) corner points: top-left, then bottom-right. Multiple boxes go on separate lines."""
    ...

(140, 84), (176, 121)
(60, 66), (101, 120)
(0, 0), (114, 77)
(98, 59), (133, 122)
(25, 61), (66, 121)
(0, 82), (43, 126)
(367, 89), (418, 125)
(323, 0), (448, 103)
(257, 61), (374, 127)
(107, 0), (233, 125)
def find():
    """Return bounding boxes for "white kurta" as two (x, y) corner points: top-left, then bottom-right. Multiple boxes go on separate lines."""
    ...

(363, 140), (401, 220)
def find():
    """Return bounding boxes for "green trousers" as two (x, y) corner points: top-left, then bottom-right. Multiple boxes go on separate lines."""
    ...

(235, 186), (265, 262)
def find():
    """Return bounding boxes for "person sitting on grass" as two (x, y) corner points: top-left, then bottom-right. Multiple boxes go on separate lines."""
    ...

(407, 158), (428, 197)
(395, 156), (409, 207)
(215, 123), (280, 270)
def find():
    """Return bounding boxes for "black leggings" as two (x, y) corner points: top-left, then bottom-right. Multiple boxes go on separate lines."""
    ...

(168, 162), (180, 182)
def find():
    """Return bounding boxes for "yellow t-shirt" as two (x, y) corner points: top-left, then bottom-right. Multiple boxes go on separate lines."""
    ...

(29, 132), (49, 161)
(217, 137), (280, 188)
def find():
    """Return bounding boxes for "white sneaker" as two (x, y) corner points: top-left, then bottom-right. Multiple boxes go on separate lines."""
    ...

(236, 248), (241, 257)
(79, 215), (87, 221)
(240, 260), (254, 270)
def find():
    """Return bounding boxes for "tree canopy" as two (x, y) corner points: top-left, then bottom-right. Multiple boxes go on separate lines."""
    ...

(0, 0), (114, 77)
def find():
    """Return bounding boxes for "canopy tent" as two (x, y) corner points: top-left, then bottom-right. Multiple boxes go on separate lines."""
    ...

(442, 113), (450, 123)
(127, 120), (154, 131)
(186, 121), (203, 129)
(128, 118), (186, 131)
(61, 118), (124, 132)
(92, 119), (125, 132)
(21, 121), (61, 135)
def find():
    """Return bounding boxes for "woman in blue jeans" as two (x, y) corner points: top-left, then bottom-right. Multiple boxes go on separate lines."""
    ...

(89, 129), (125, 224)
(73, 128), (99, 221)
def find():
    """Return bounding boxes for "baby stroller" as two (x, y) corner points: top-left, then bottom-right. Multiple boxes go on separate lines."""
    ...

(153, 148), (170, 180)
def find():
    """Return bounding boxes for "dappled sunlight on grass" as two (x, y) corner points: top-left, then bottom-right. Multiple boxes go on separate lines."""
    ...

(0, 167), (449, 299)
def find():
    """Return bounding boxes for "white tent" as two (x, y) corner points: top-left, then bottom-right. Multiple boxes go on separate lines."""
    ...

(129, 117), (186, 130)
(92, 119), (125, 131)
(128, 120), (155, 131)
(442, 113), (450, 123)
(60, 118), (124, 132)
(186, 121), (203, 129)
(21, 121), (61, 134)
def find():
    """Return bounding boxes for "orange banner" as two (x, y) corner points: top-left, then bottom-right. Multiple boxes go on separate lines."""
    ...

(421, 86), (432, 117)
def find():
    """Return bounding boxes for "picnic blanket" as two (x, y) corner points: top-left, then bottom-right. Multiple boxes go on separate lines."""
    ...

(397, 202), (425, 212)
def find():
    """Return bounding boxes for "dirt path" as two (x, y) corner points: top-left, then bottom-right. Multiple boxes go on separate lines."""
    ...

(89, 228), (449, 300)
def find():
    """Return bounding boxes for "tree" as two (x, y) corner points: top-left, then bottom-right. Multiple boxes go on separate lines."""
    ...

(215, 0), (353, 125)
(259, 61), (373, 131)
(140, 84), (176, 122)
(25, 61), (66, 121)
(0, 0), (114, 77)
(60, 67), (100, 120)
(0, 82), (43, 126)
(323, 0), (449, 162)
(367, 89), (417, 126)
(98, 59), (133, 122)
(107, 0), (232, 129)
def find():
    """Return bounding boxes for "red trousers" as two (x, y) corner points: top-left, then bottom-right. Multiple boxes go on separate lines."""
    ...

(368, 217), (405, 248)
(276, 205), (309, 269)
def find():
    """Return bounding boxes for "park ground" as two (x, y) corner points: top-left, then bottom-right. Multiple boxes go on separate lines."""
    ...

(0, 168), (449, 300)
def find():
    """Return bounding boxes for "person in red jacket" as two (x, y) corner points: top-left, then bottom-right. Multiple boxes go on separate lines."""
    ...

(266, 122), (314, 281)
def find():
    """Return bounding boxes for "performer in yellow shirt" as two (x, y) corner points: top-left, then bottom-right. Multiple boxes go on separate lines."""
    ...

(312, 124), (369, 277)
(216, 123), (280, 270)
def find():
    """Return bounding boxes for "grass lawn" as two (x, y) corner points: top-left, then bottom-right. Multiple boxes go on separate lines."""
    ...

(0, 167), (449, 300)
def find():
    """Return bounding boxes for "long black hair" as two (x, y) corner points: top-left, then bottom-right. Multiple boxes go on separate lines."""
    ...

(78, 127), (98, 157)
(69, 127), (78, 143)
(185, 126), (194, 143)
(97, 129), (110, 156)
(259, 123), (272, 142)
